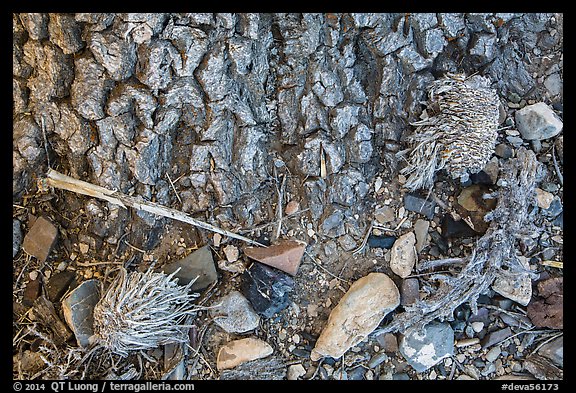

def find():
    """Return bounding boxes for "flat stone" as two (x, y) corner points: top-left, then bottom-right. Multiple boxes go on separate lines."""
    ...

(209, 290), (260, 333)
(62, 279), (101, 348)
(22, 216), (58, 263)
(13, 219), (22, 258)
(400, 278), (420, 306)
(287, 364), (306, 380)
(223, 245), (239, 262)
(311, 273), (400, 361)
(481, 327), (512, 349)
(389, 232), (417, 278)
(537, 336), (563, 367)
(515, 102), (563, 141)
(285, 200), (300, 215)
(243, 239), (307, 276)
(413, 219), (429, 253)
(404, 193), (436, 219)
(485, 346), (501, 363)
(368, 351), (389, 368)
(399, 321), (454, 373)
(46, 270), (76, 303)
(216, 337), (273, 371)
(241, 262), (294, 318)
(491, 256), (532, 306)
(374, 206), (395, 224)
(376, 333), (398, 353)
(535, 188), (554, 209)
(160, 245), (218, 291)
(495, 143), (513, 159)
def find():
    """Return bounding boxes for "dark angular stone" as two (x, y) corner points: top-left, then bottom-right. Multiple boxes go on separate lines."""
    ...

(160, 245), (218, 291)
(23, 279), (42, 308)
(46, 271), (76, 303)
(441, 215), (477, 238)
(404, 192), (436, 219)
(400, 278), (420, 306)
(241, 262), (295, 319)
(367, 235), (396, 249)
(481, 327), (512, 349)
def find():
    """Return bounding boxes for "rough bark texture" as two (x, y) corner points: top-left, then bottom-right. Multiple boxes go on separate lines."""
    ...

(13, 13), (562, 245)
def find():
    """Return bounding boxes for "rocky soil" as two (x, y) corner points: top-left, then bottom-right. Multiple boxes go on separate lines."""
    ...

(13, 13), (563, 381)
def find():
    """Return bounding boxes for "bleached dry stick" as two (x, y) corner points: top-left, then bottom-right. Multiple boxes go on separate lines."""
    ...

(45, 169), (265, 247)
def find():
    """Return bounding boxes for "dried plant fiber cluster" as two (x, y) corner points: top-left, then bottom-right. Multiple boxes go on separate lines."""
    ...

(93, 267), (199, 357)
(401, 73), (500, 191)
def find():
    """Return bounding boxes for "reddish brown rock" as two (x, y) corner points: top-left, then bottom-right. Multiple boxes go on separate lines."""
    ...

(527, 277), (563, 329)
(216, 337), (273, 371)
(22, 216), (58, 263)
(243, 239), (307, 276)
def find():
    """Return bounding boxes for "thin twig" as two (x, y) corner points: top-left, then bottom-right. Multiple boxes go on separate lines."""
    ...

(124, 240), (147, 253)
(551, 144), (563, 186)
(44, 169), (265, 247)
(352, 221), (374, 255)
(305, 251), (350, 284)
(166, 173), (183, 205)
(273, 171), (287, 243)
(75, 260), (124, 267)
(529, 332), (563, 356)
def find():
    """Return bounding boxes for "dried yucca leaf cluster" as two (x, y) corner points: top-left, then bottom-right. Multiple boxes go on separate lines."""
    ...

(92, 267), (199, 357)
(401, 73), (500, 191)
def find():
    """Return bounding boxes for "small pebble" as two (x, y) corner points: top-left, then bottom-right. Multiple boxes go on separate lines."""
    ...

(471, 322), (484, 333)
(29, 270), (39, 281)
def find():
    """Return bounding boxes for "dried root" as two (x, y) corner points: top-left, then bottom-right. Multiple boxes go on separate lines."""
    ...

(93, 267), (200, 357)
(401, 73), (500, 191)
(378, 147), (544, 335)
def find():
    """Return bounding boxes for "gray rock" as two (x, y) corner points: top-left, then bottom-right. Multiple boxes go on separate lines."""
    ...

(210, 291), (260, 333)
(413, 219), (430, 253)
(399, 321), (455, 373)
(321, 209), (345, 238)
(506, 136), (524, 148)
(160, 245), (218, 291)
(62, 279), (101, 348)
(368, 351), (389, 368)
(48, 13), (84, 55)
(495, 143), (514, 159)
(481, 327), (512, 348)
(88, 31), (137, 81)
(544, 73), (562, 97)
(404, 192), (436, 219)
(537, 336), (563, 367)
(71, 56), (112, 120)
(515, 102), (563, 141)
(13, 219), (22, 258)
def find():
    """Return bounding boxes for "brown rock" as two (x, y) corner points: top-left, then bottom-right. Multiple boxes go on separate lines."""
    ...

(400, 278), (420, 306)
(455, 184), (496, 234)
(22, 216), (58, 263)
(285, 200), (300, 215)
(22, 279), (42, 308)
(243, 239), (307, 276)
(376, 333), (399, 353)
(527, 277), (563, 329)
(216, 337), (273, 371)
(311, 272), (400, 361)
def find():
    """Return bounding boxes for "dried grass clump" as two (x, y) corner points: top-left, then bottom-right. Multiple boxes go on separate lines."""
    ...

(92, 267), (199, 357)
(401, 73), (500, 191)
